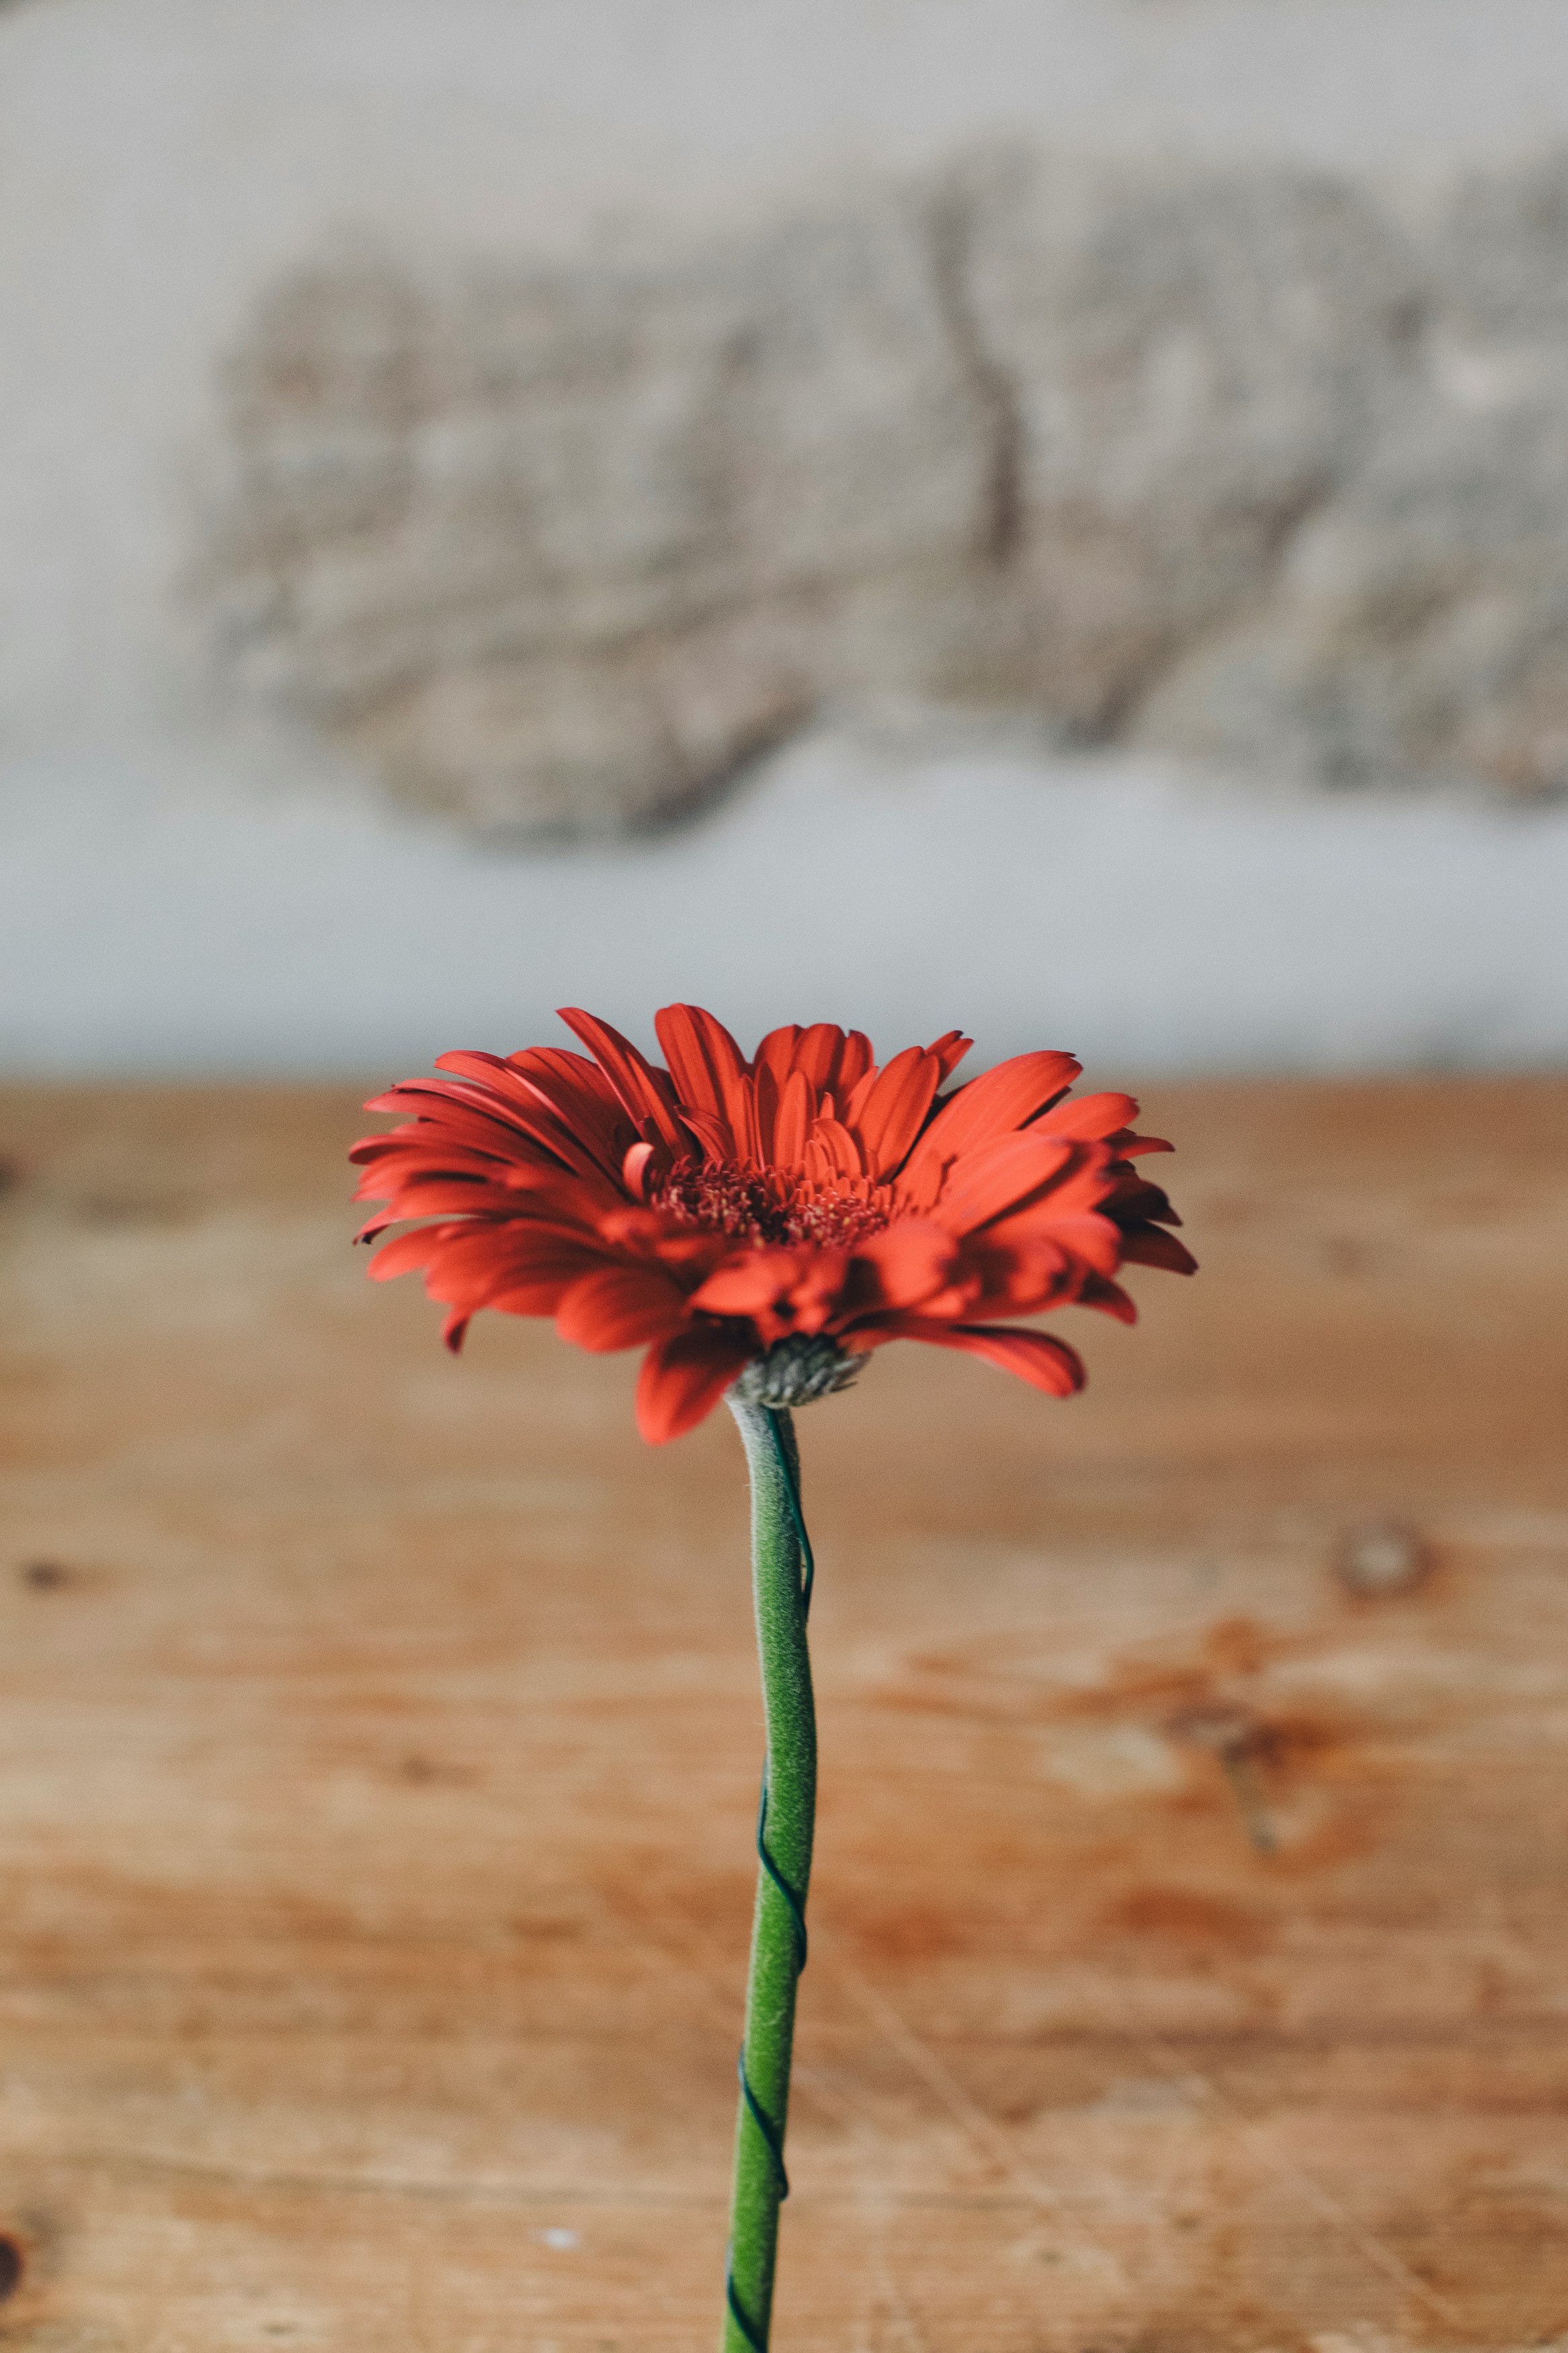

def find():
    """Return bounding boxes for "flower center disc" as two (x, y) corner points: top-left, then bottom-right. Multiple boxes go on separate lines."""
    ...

(651, 1157), (890, 1248)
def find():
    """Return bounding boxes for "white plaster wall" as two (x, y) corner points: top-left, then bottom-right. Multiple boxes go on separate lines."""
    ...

(1, 0), (1564, 1072)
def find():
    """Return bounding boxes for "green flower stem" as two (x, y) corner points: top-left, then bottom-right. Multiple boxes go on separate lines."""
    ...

(721, 1398), (817, 2353)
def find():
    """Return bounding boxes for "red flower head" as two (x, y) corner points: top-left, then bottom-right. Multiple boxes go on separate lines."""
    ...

(350, 1006), (1195, 1444)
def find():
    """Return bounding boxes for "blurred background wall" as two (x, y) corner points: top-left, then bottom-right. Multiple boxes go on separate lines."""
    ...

(1, 0), (1565, 1077)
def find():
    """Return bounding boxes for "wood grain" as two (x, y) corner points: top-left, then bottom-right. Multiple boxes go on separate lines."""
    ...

(0, 1078), (1564, 2352)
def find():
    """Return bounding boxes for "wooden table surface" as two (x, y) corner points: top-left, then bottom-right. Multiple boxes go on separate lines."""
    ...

(0, 1077), (1565, 2352)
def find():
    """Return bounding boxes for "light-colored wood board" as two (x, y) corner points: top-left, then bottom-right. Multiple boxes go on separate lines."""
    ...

(0, 1077), (1564, 2350)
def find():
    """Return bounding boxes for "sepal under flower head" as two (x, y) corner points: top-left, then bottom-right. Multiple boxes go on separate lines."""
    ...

(731, 1334), (864, 1411)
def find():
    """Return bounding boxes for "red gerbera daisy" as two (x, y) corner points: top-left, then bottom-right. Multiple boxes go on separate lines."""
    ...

(350, 1005), (1195, 1444)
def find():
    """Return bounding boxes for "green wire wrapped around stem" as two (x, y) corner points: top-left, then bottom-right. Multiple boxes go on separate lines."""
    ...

(721, 1398), (817, 2353)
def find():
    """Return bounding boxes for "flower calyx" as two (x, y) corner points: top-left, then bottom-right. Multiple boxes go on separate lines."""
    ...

(730, 1333), (864, 1411)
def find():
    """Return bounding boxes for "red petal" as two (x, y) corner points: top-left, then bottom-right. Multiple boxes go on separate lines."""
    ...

(1118, 1226), (1199, 1274)
(431, 1048), (517, 1085)
(555, 1265), (688, 1353)
(772, 1069), (814, 1168)
(855, 1316), (1086, 1396)
(932, 1132), (1079, 1232)
(936, 1235), (1076, 1318)
(923, 1030), (973, 1082)
(983, 1206), (1123, 1277)
(901, 1049), (1081, 1189)
(1077, 1274), (1139, 1324)
(413, 1225), (615, 1322)
(752, 1025), (803, 1087)
(836, 1031), (875, 1096)
(800, 1135), (833, 1188)
(503, 1044), (621, 1112)
(787, 1025), (848, 1092)
(850, 1220), (964, 1312)
(750, 1062), (781, 1163)
(361, 1076), (618, 1190)
(780, 1250), (854, 1334)
(807, 1117), (864, 1182)
(622, 1140), (655, 1199)
(691, 1246), (854, 1341)
(1036, 1091), (1139, 1142)
(354, 1180), (504, 1225)
(1115, 1177), (1184, 1228)
(366, 1227), (454, 1281)
(677, 1108), (731, 1162)
(788, 1024), (876, 1100)
(504, 1047), (637, 1169)
(636, 1329), (757, 1444)
(689, 1249), (799, 1316)
(487, 1275), (590, 1316)
(654, 1004), (756, 1158)
(850, 1045), (942, 1179)
(556, 1008), (686, 1154)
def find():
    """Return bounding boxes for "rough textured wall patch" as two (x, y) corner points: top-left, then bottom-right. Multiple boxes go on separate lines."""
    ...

(206, 149), (1568, 836)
